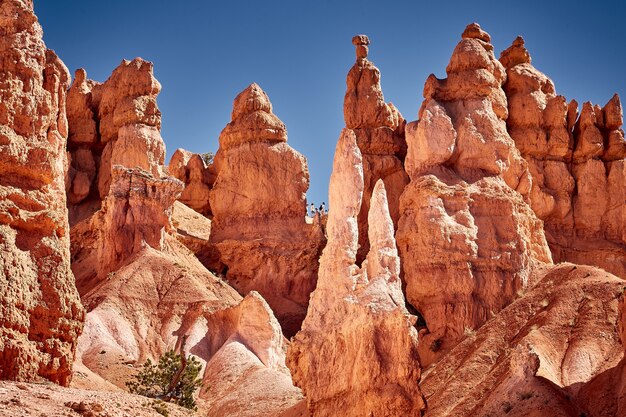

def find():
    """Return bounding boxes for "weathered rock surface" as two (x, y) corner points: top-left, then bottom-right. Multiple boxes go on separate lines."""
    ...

(168, 149), (215, 217)
(420, 263), (626, 417)
(68, 166), (302, 416)
(200, 292), (304, 417)
(0, 0), (83, 385)
(397, 23), (551, 365)
(344, 35), (409, 263)
(287, 129), (423, 417)
(66, 58), (165, 211)
(209, 83), (325, 337)
(70, 166), (241, 386)
(501, 37), (626, 277)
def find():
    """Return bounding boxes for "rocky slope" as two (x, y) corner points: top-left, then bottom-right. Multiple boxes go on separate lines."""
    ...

(420, 263), (626, 417)
(0, 0), (83, 385)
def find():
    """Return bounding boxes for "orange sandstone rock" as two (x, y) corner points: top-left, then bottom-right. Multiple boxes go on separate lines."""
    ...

(0, 0), (84, 385)
(501, 37), (626, 277)
(397, 24), (551, 365)
(420, 264), (626, 417)
(66, 58), (165, 208)
(168, 149), (214, 216)
(209, 84), (325, 337)
(287, 129), (423, 417)
(344, 35), (409, 263)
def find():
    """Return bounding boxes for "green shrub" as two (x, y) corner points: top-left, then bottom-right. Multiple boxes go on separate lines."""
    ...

(126, 350), (203, 410)
(200, 152), (214, 166)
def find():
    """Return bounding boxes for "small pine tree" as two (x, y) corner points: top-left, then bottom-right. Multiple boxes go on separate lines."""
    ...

(200, 152), (214, 166)
(126, 349), (203, 410)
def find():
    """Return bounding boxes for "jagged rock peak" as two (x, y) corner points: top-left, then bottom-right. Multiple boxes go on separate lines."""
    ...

(219, 83), (287, 149)
(500, 35), (532, 68)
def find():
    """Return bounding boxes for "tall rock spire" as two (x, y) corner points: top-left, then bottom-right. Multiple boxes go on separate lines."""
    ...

(343, 34), (409, 263)
(287, 129), (424, 416)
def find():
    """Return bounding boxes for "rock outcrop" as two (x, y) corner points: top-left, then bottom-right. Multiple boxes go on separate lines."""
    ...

(0, 0), (83, 385)
(287, 129), (423, 417)
(397, 23), (552, 365)
(420, 263), (626, 417)
(500, 37), (626, 277)
(168, 149), (215, 217)
(66, 58), (165, 218)
(200, 292), (304, 417)
(344, 35), (409, 263)
(208, 83), (325, 337)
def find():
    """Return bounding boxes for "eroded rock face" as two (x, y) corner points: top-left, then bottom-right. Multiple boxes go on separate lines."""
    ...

(66, 59), (165, 212)
(501, 37), (626, 277)
(168, 149), (215, 217)
(200, 292), (304, 417)
(0, 0), (84, 385)
(420, 264), (626, 417)
(70, 167), (303, 416)
(209, 83), (325, 337)
(344, 35), (409, 263)
(70, 166), (239, 385)
(287, 130), (423, 417)
(397, 23), (551, 365)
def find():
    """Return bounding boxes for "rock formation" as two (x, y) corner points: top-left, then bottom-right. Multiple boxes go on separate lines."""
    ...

(500, 37), (626, 277)
(0, 0), (83, 385)
(420, 263), (626, 417)
(66, 58), (165, 220)
(168, 149), (215, 217)
(397, 23), (552, 365)
(344, 35), (409, 263)
(71, 167), (304, 416)
(199, 292), (304, 417)
(287, 129), (423, 417)
(208, 83), (325, 337)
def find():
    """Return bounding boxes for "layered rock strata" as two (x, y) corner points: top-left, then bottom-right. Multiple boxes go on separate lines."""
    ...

(0, 0), (83, 385)
(500, 37), (626, 277)
(287, 129), (423, 417)
(420, 263), (626, 417)
(209, 83), (325, 337)
(344, 35), (409, 263)
(66, 58), (165, 220)
(397, 23), (552, 365)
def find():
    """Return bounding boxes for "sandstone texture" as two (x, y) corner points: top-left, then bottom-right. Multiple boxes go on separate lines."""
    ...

(209, 83), (325, 337)
(287, 129), (423, 417)
(71, 167), (302, 416)
(66, 58), (165, 213)
(168, 149), (215, 217)
(397, 23), (552, 365)
(0, 380), (193, 417)
(420, 263), (626, 417)
(344, 35), (409, 263)
(70, 166), (240, 386)
(200, 292), (303, 417)
(0, 0), (83, 385)
(501, 37), (626, 277)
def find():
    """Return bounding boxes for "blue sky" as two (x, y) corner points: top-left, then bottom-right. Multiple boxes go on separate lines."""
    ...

(35, 0), (625, 206)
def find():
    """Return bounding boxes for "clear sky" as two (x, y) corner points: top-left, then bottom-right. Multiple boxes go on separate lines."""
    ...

(35, 0), (625, 206)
